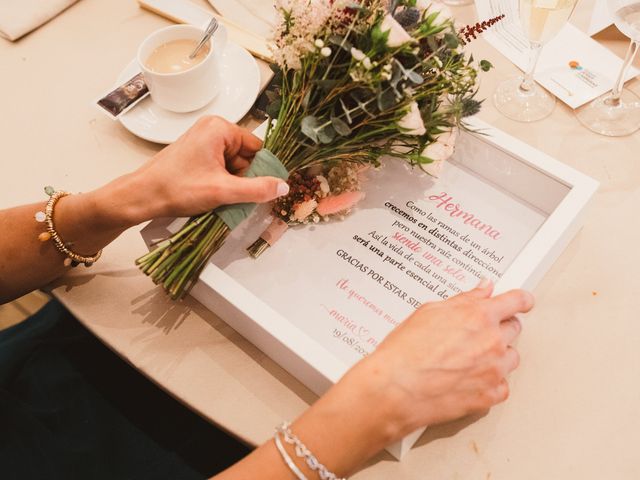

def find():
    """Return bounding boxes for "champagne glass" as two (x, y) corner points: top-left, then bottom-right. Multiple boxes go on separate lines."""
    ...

(575, 0), (640, 136)
(494, 0), (579, 122)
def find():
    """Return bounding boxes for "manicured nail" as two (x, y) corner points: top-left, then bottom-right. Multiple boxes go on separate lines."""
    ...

(476, 277), (492, 289)
(276, 182), (290, 197)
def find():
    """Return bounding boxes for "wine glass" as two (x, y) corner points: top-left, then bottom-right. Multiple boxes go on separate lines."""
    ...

(494, 0), (579, 122)
(575, 0), (640, 136)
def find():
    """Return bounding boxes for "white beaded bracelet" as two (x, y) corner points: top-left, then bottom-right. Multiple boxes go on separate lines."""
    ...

(275, 422), (346, 480)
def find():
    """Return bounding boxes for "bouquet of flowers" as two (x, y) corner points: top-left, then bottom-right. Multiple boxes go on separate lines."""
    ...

(136, 0), (503, 299)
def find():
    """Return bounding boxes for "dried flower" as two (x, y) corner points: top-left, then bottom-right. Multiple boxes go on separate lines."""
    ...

(459, 15), (506, 45)
(317, 191), (366, 216)
(316, 175), (330, 194)
(294, 199), (318, 221)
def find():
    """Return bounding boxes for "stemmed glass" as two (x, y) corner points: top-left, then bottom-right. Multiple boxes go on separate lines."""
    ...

(494, 0), (579, 122)
(576, 0), (640, 136)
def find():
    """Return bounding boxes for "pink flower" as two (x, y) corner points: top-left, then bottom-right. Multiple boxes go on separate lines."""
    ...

(380, 14), (414, 48)
(317, 191), (365, 216)
(293, 199), (318, 221)
(398, 101), (426, 136)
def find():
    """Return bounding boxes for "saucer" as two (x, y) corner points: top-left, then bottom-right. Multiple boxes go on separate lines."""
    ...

(116, 41), (260, 144)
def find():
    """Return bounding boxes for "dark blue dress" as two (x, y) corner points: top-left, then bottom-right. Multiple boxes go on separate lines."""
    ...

(0, 300), (250, 480)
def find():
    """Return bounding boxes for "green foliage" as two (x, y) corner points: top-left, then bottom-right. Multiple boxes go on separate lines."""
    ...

(480, 59), (493, 72)
(262, 0), (491, 173)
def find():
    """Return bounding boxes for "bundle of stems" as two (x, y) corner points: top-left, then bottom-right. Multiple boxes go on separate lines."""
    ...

(136, 0), (493, 300)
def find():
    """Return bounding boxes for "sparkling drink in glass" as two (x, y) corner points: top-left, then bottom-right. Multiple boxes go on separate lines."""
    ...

(494, 0), (579, 122)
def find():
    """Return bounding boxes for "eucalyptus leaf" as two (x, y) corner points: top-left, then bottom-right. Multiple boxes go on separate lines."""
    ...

(328, 34), (353, 51)
(265, 90), (279, 103)
(390, 65), (402, 88)
(406, 69), (424, 84)
(479, 59), (493, 72)
(266, 99), (282, 118)
(301, 115), (321, 143)
(444, 33), (459, 49)
(395, 59), (423, 85)
(316, 79), (340, 91)
(377, 89), (397, 111)
(318, 124), (337, 144)
(331, 115), (352, 136)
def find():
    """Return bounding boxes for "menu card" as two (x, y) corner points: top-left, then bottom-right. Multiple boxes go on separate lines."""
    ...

(475, 0), (638, 109)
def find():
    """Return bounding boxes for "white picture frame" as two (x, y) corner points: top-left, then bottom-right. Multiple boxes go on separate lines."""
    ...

(141, 117), (598, 458)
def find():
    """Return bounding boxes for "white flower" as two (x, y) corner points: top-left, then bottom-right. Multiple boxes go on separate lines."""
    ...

(380, 14), (414, 48)
(419, 127), (459, 176)
(362, 57), (373, 70)
(398, 101), (426, 136)
(350, 47), (366, 61)
(437, 127), (458, 147)
(421, 141), (454, 162)
(320, 46), (332, 57)
(314, 38), (325, 48)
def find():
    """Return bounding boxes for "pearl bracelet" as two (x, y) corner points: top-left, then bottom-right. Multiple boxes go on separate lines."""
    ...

(35, 186), (102, 267)
(275, 422), (346, 480)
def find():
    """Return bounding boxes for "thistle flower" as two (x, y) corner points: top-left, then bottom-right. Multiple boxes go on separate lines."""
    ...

(394, 7), (421, 28)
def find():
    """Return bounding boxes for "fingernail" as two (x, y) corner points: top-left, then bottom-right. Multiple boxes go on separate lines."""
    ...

(276, 182), (290, 197)
(476, 277), (492, 289)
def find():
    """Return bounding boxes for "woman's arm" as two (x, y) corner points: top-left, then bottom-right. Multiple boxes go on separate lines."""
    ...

(0, 117), (289, 303)
(215, 281), (533, 479)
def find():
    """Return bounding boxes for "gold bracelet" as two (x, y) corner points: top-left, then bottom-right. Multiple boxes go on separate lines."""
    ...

(34, 186), (102, 268)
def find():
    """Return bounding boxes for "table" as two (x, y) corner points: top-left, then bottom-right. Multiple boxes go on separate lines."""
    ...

(2, 1), (640, 478)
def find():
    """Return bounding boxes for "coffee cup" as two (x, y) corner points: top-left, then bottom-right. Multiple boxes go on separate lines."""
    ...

(137, 24), (228, 113)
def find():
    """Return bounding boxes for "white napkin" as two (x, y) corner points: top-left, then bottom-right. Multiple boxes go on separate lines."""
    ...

(0, 0), (80, 41)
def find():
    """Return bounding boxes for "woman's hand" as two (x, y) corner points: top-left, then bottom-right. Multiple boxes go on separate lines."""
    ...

(360, 279), (531, 432)
(103, 116), (289, 225)
(0, 116), (289, 303)
(270, 281), (533, 478)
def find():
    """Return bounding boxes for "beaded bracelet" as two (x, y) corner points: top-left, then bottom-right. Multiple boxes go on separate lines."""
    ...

(275, 422), (346, 480)
(34, 186), (102, 267)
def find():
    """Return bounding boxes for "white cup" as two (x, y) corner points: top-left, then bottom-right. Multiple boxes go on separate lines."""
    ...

(137, 24), (228, 113)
